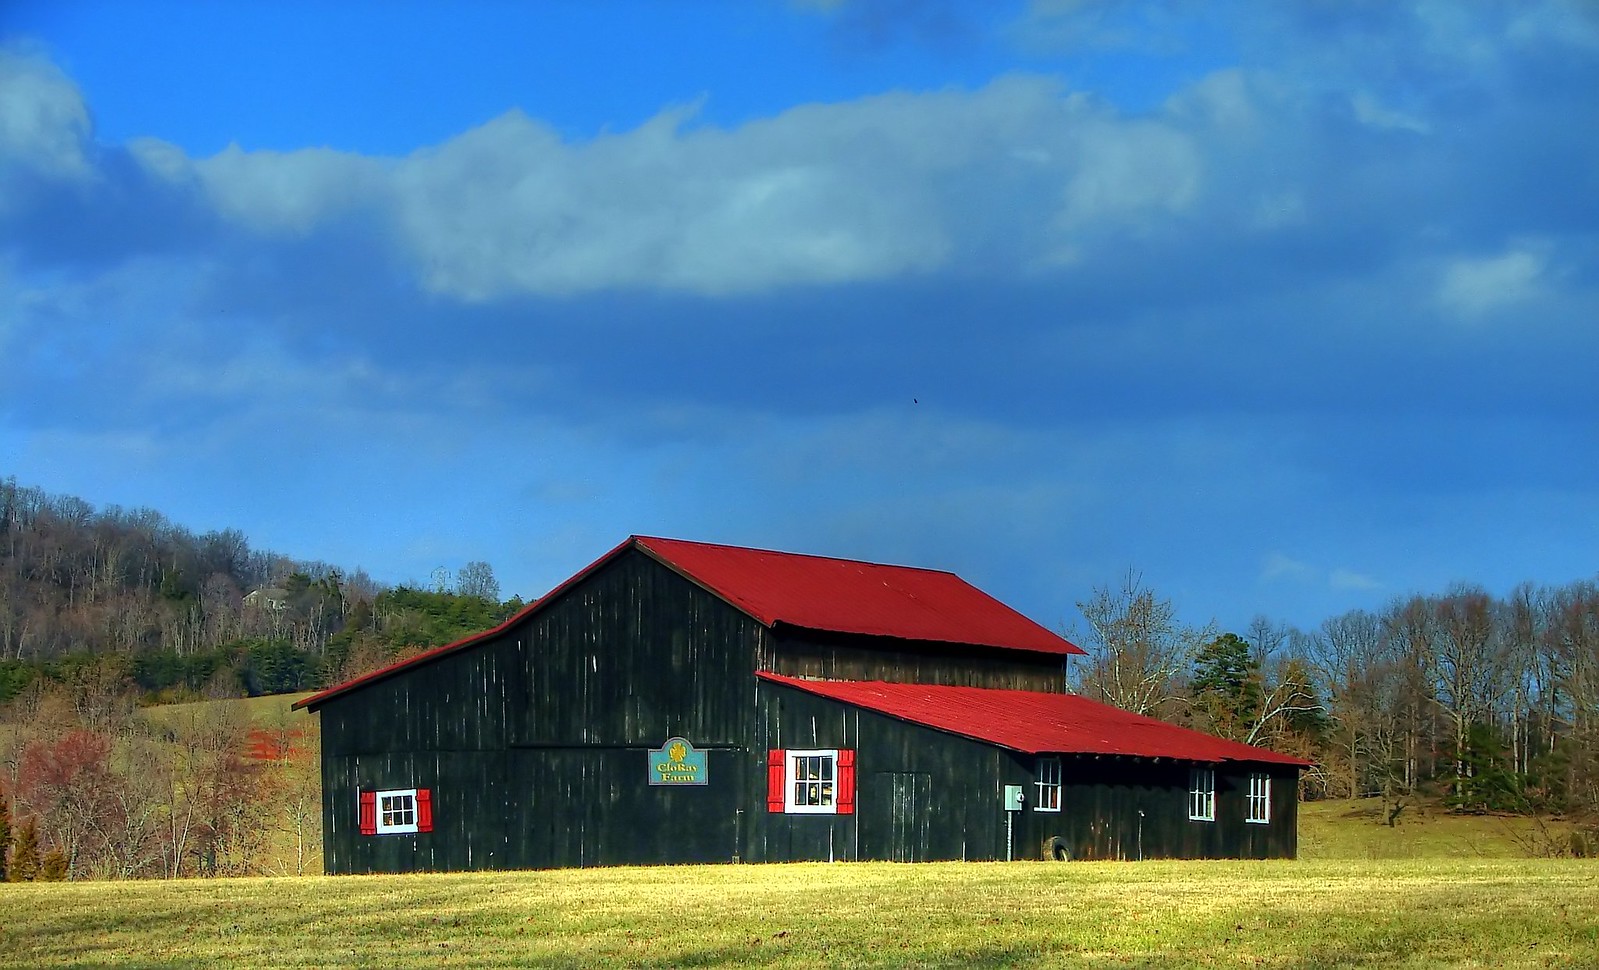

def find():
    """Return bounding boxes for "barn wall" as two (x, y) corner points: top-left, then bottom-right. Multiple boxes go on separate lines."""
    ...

(317, 630), (524, 873)
(501, 748), (744, 869)
(751, 680), (1028, 862)
(767, 629), (1065, 692)
(751, 681), (1301, 863)
(318, 547), (767, 873)
(1020, 758), (1299, 861)
(322, 750), (510, 874)
(517, 547), (764, 746)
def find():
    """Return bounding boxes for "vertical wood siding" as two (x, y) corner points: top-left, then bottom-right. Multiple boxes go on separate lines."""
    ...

(752, 680), (1299, 863)
(319, 548), (766, 873)
(315, 548), (1298, 873)
(768, 629), (1066, 691)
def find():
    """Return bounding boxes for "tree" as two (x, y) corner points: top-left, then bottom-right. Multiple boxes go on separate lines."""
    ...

(1074, 571), (1208, 717)
(1432, 586), (1512, 810)
(1192, 631), (1324, 750)
(9, 816), (39, 882)
(40, 847), (67, 881)
(0, 784), (10, 881)
(1190, 633), (1263, 740)
(455, 561), (500, 603)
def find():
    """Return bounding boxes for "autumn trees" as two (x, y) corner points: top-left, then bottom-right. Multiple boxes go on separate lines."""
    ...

(0, 677), (321, 880)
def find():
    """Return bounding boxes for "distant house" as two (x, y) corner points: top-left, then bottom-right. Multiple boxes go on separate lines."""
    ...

(243, 586), (289, 612)
(295, 536), (1307, 874)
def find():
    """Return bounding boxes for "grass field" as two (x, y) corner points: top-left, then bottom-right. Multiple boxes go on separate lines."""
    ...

(1, 858), (1595, 968)
(136, 691), (317, 729)
(1299, 798), (1579, 860)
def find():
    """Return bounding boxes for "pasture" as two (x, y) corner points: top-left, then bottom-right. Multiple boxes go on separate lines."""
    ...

(2, 858), (1596, 968)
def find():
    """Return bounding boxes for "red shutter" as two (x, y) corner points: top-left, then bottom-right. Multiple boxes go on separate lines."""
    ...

(358, 790), (376, 836)
(836, 749), (855, 815)
(767, 749), (786, 813)
(416, 788), (434, 833)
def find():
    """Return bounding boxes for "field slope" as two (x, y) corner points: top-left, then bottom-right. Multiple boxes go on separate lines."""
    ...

(2, 859), (1595, 968)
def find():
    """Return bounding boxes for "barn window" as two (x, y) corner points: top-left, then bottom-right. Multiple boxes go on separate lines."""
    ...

(359, 788), (434, 836)
(767, 748), (855, 815)
(1188, 768), (1215, 822)
(1034, 757), (1062, 812)
(1246, 773), (1271, 823)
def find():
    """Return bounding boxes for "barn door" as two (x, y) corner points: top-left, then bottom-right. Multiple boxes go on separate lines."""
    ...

(865, 771), (931, 862)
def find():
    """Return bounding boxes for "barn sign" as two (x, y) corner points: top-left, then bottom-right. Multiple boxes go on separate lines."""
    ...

(648, 737), (708, 786)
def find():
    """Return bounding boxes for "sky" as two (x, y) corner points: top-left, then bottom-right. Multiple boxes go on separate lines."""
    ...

(1, 0), (1596, 639)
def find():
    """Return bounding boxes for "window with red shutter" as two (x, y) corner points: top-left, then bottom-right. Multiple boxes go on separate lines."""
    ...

(417, 788), (434, 833)
(836, 749), (855, 815)
(782, 749), (847, 814)
(359, 790), (377, 835)
(368, 787), (425, 835)
(767, 750), (786, 813)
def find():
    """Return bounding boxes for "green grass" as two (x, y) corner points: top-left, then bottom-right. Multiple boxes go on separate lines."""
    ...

(1300, 798), (1577, 860)
(2, 859), (1595, 968)
(137, 691), (316, 729)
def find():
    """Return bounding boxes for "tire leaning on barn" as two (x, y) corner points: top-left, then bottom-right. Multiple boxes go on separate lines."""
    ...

(1044, 836), (1070, 861)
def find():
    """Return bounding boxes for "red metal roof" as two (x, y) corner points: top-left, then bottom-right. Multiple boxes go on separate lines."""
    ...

(297, 536), (1080, 712)
(758, 672), (1311, 766)
(635, 536), (1082, 656)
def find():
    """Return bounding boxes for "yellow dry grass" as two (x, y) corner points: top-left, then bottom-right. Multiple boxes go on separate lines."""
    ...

(2, 859), (1595, 968)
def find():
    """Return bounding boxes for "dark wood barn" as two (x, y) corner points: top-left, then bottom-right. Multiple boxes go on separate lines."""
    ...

(295, 536), (1308, 873)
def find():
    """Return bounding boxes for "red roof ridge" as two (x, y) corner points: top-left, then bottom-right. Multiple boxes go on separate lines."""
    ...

(634, 534), (965, 578)
(756, 672), (1312, 767)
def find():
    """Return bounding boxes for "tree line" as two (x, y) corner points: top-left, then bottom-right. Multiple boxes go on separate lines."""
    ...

(1073, 571), (1599, 831)
(0, 475), (523, 704)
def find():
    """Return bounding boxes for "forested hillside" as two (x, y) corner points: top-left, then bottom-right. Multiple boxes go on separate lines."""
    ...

(0, 476), (523, 704)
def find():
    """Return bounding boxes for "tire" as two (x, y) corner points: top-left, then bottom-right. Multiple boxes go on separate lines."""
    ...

(1045, 836), (1070, 862)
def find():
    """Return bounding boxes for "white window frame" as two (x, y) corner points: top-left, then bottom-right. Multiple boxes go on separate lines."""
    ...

(785, 749), (838, 815)
(1246, 772), (1271, 824)
(1188, 768), (1215, 822)
(376, 787), (419, 835)
(1034, 757), (1062, 813)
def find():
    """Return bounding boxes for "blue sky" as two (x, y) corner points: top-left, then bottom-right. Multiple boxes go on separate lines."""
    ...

(2, 0), (1596, 637)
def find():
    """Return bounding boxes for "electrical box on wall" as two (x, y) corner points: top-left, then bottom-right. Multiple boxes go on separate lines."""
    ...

(1003, 784), (1024, 812)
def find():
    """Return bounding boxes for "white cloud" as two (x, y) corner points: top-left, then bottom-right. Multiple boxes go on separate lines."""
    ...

(1437, 246), (1548, 318)
(1057, 118), (1200, 229)
(1351, 92), (1430, 134)
(195, 144), (387, 235)
(0, 48), (94, 199)
(1261, 552), (1312, 583)
(36, 70), (1238, 299)
(1330, 568), (1382, 591)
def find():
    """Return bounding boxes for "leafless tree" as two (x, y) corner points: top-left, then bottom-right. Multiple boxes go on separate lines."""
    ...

(1073, 571), (1208, 716)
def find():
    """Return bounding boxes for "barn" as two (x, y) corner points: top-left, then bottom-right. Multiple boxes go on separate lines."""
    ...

(294, 536), (1308, 873)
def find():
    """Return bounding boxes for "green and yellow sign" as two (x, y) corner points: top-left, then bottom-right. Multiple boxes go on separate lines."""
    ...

(648, 737), (707, 786)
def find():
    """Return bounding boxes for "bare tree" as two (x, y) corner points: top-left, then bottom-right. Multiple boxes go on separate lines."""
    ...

(1073, 571), (1208, 716)
(1432, 585), (1512, 808)
(455, 561), (501, 603)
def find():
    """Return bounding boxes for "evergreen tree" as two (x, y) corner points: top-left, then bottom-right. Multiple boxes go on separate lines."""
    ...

(1189, 633), (1264, 740)
(9, 817), (40, 882)
(0, 788), (10, 881)
(40, 849), (68, 882)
